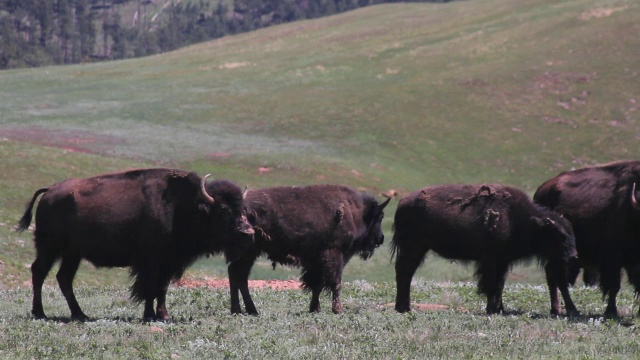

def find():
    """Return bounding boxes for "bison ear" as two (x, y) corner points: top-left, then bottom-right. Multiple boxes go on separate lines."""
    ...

(530, 216), (545, 228)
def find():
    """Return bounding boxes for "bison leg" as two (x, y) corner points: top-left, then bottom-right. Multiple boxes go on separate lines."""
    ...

(131, 268), (159, 321)
(492, 262), (509, 314)
(31, 251), (58, 319)
(625, 263), (640, 316)
(154, 281), (171, 321)
(56, 255), (87, 321)
(477, 259), (508, 315)
(142, 298), (156, 322)
(302, 269), (323, 313)
(228, 255), (258, 315)
(155, 294), (169, 321)
(321, 250), (345, 314)
(394, 249), (425, 313)
(600, 264), (622, 318)
(544, 262), (562, 316)
(547, 262), (579, 316)
(309, 286), (322, 313)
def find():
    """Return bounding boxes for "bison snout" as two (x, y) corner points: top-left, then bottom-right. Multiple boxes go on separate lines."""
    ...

(237, 216), (255, 236)
(240, 226), (255, 236)
(238, 226), (256, 236)
(569, 255), (579, 265)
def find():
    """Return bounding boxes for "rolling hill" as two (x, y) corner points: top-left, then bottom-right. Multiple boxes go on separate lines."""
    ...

(0, 0), (638, 286)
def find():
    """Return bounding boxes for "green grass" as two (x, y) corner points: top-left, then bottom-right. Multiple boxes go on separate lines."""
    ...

(2, 0), (638, 190)
(0, 282), (638, 359)
(1, 0), (638, 286)
(1, 1), (640, 356)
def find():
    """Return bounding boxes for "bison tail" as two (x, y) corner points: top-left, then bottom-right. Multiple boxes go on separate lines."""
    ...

(389, 223), (400, 264)
(15, 188), (49, 233)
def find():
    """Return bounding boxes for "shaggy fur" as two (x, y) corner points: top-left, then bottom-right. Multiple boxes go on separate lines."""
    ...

(392, 184), (579, 316)
(228, 185), (390, 314)
(16, 168), (253, 321)
(534, 160), (640, 317)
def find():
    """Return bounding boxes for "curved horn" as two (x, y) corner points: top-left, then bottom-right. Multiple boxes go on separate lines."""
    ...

(200, 174), (215, 204)
(379, 196), (392, 210)
(631, 183), (640, 211)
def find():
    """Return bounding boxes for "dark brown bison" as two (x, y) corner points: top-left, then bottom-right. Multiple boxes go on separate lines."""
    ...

(227, 185), (390, 314)
(392, 184), (579, 316)
(16, 168), (254, 321)
(534, 160), (640, 317)
(568, 263), (599, 287)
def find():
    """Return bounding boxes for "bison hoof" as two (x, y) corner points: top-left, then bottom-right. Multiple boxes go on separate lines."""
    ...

(565, 309), (580, 318)
(32, 311), (47, 320)
(71, 313), (89, 322)
(155, 315), (171, 322)
(395, 305), (411, 313)
(604, 309), (619, 319)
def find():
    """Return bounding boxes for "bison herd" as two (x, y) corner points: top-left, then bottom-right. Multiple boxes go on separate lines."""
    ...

(15, 160), (640, 321)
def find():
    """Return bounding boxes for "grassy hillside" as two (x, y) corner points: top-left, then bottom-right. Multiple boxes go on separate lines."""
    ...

(1, 0), (638, 287)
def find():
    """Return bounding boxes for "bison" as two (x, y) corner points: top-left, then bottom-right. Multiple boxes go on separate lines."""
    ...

(16, 168), (254, 321)
(568, 263), (599, 287)
(534, 160), (640, 317)
(227, 185), (391, 314)
(392, 184), (579, 316)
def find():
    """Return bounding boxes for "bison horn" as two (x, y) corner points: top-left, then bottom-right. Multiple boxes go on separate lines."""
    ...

(200, 174), (215, 204)
(631, 183), (640, 211)
(243, 186), (249, 200)
(379, 196), (392, 210)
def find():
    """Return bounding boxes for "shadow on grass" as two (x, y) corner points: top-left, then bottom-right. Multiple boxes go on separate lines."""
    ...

(32, 315), (205, 324)
(499, 309), (637, 326)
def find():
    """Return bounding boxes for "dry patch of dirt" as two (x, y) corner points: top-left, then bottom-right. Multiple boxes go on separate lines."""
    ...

(579, 6), (628, 20)
(218, 62), (254, 70)
(174, 276), (301, 290)
(383, 302), (469, 312)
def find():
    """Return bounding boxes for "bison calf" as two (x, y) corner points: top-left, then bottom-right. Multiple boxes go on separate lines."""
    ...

(16, 168), (254, 321)
(228, 185), (390, 314)
(534, 160), (640, 317)
(392, 184), (579, 316)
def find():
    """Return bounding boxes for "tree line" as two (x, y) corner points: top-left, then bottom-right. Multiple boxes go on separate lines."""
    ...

(0, 0), (452, 69)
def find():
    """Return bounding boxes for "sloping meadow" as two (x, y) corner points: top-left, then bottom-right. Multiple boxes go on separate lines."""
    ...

(1, 0), (639, 357)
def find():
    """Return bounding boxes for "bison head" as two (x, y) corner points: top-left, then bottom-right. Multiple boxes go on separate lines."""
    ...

(199, 175), (254, 260)
(359, 196), (391, 260)
(531, 212), (578, 264)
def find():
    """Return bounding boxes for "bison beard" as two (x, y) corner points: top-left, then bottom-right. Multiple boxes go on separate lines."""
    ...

(392, 184), (579, 316)
(228, 185), (390, 315)
(534, 160), (640, 317)
(16, 168), (254, 322)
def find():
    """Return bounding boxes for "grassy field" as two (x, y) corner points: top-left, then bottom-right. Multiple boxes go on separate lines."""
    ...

(1, 0), (639, 357)
(1, 282), (639, 359)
